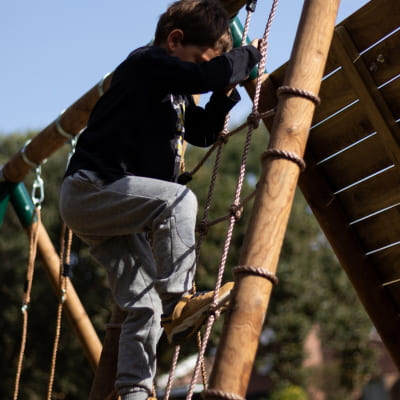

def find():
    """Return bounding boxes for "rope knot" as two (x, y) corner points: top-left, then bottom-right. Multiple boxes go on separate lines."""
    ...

(196, 220), (209, 235)
(177, 171), (193, 185)
(217, 133), (229, 145)
(208, 303), (220, 317)
(247, 112), (260, 129)
(229, 204), (243, 220)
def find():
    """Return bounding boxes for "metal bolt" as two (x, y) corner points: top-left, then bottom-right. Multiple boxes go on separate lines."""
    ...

(376, 54), (385, 63)
(369, 62), (378, 72)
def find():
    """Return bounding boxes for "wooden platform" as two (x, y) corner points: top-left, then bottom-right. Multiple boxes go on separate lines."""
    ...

(260, 0), (400, 368)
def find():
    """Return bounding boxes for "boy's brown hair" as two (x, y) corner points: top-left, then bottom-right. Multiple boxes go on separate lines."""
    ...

(154, 0), (232, 53)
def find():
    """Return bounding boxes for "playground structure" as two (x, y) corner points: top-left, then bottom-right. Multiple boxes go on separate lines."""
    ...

(1, 0), (400, 398)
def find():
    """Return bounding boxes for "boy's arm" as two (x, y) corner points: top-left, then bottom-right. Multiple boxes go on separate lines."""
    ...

(137, 45), (261, 95)
(184, 89), (241, 147)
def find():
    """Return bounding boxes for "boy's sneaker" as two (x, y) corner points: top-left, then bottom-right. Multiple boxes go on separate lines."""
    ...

(161, 282), (234, 345)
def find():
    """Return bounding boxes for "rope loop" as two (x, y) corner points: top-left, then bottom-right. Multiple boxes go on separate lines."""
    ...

(233, 265), (278, 286)
(20, 139), (40, 169)
(203, 389), (246, 400)
(97, 72), (112, 97)
(262, 148), (306, 171)
(56, 111), (75, 141)
(277, 85), (321, 106)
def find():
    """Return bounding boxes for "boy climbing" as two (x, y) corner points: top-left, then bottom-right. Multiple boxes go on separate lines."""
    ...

(59, 1), (261, 399)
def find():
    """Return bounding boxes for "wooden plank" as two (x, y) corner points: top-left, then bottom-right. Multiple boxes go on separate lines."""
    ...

(298, 150), (400, 370)
(261, 1), (400, 129)
(318, 132), (393, 192)
(312, 68), (358, 124)
(362, 28), (400, 88)
(369, 244), (400, 284)
(386, 285), (400, 313)
(308, 100), (375, 162)
(380, 75), (400, 120)
(337, 166), (400, 221)
(219, 0), (246, 17)
(316, 0), (400, 78)
(340, 0), (400, 54)
(352, 204), (400, 252)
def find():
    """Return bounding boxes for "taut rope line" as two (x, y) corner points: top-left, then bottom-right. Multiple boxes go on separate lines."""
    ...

(186, 1), (280, 400)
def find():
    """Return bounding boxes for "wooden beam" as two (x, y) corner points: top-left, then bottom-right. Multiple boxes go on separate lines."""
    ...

(206, 1), (340, 398)
(1, 74), (112, 183)
(89, 305), (127, 400)
(218, 0), (246, 18)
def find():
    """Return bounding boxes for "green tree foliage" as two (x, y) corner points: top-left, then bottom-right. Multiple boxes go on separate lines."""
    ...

(269, 385), (308, 400)
(0, 126), (375, 399)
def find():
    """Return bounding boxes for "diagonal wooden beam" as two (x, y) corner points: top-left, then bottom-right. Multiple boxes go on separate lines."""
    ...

(34, 222), (102, 370)
(332, 25), (400, 166)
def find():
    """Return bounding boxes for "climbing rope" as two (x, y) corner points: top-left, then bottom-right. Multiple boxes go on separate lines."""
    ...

(13, 204), (41, 400)
(13, 148), (47, 400)
(46, 223), (72, 400)
(178, 2), (281, 400)
(46, 138), (77, 399)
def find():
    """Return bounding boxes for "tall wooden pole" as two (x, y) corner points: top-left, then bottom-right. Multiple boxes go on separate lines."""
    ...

(206, 0), (340, 398)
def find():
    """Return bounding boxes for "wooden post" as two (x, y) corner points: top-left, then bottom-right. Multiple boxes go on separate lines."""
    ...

(89, 305), (127, 400)
(206, 0), (340, 398)
(33, 222), (102, 370)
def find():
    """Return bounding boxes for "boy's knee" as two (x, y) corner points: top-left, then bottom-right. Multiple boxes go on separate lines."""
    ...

(178, 185), (197, 205)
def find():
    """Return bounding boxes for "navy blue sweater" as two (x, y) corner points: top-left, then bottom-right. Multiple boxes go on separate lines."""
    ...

(65, 44), (261, 183)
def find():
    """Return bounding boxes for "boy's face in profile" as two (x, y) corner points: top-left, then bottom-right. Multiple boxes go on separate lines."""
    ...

(165, 29), (222, 63)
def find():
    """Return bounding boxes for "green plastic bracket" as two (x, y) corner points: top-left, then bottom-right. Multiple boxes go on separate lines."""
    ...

(230, 16), (265, 81)
(0, 181), (37, 229)
(10, 182), (37, 228)
(0, 182), (11, 227)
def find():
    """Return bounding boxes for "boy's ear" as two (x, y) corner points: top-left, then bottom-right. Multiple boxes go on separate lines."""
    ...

(166, 29), (184, 53)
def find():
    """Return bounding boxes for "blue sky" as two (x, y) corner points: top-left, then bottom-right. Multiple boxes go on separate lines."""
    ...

(0, 0), (368, 134)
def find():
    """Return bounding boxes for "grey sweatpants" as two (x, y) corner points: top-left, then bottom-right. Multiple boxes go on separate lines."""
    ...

(59, 170), (197, 398)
